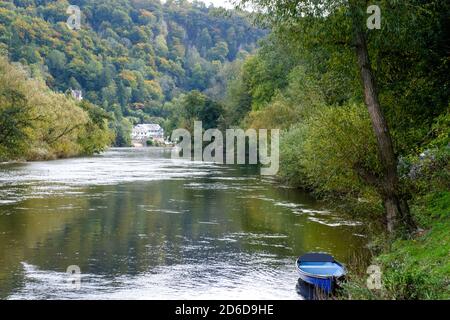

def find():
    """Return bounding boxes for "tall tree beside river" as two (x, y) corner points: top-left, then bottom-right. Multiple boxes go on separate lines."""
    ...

(239, 0), (449, 233)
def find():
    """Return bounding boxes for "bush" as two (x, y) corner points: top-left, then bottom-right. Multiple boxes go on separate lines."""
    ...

(279, 103), (381, 200)
(399, 110), (450, 199)
(278, 123), (309, 187)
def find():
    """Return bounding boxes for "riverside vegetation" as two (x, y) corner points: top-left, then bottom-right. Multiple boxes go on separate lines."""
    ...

(0, 0), (448, 299)
(0, 57), (112, 160)
(236, 0), (449, 299)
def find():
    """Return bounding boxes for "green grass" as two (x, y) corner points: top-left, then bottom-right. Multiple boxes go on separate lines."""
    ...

(414, 191), (450, 223)
(341, 191), (450, 300)
(378, 218), (449, 299)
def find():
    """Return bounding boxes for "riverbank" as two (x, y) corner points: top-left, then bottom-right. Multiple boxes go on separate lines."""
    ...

(0, 58), (113, 163)
(340, 191), (449, 300)
(275, 108), (449, 299)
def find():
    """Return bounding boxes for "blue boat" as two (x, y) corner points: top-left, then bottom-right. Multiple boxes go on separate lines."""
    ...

(296, 253), (346, 294)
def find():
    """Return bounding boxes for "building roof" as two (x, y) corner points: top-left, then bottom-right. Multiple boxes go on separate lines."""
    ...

(133, 124), (163, 131)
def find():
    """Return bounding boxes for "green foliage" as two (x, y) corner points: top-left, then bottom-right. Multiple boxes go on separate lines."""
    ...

(0, 58), (33, 160)
(280, 104), (381, 198)
(277, 123), (308, 187)
(110, 117), (132, 147)
(378, 215), (450, 300)
(231, 0), (450, 300)
(341, 194), (450, 300)
(77, 101), (114, 154)
(0, 57), (112, 161)
(207, 41), (229, 62)
(428, 110), (450, 149)
(242, 0), (449, 153)
(398, 110), (450, 200)
(0, 0), (264, 125)
(238, 37), (297, 112)
(164, 90), (224, 133)
(0, 87), (31, 160)
(244, 66), (325, 129)
(234, 0), (449, 206)
(419, 192), (450, 221)
(411, 191), (450, 227)
(400, 147), (450, 199)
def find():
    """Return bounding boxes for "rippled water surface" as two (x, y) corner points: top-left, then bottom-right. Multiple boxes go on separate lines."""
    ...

(0, 148), (367, 299)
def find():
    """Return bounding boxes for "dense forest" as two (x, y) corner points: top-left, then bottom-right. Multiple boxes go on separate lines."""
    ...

(0, 0), (264, 150)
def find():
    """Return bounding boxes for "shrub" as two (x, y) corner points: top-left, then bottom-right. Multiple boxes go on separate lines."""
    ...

(279, 103), (381, 201)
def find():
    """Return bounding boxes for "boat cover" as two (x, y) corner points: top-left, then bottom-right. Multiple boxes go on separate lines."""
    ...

(298, 253), (335, 263)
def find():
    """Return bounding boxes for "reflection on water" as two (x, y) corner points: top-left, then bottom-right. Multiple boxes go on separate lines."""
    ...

(0, 148), (368, 299)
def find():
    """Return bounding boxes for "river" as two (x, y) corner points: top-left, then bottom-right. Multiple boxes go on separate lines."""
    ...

(0, 148), (368, 299)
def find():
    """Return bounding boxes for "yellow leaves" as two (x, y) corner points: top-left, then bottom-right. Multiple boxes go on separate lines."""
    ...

(120, 70), (138, 86)
(157, 57), (170, 68)
(0, 57), (110, 160)
(0, 57), (29, 93)
(144, 80), (162, 93)
(140, 9), (155, 19)
(0, 8), (14, 24)
(115, 56), (129, 68)
(24, 78), (88, 153)
(135, 43), (147, 51)
(143, 80), (163, 99)
(139, 9), (156, 24)
(12, 19), (36, 40)
(245, 100), (300, 131)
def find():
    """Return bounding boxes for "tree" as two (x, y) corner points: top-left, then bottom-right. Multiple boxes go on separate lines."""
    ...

(207, 41), (229, 62)
(0, 88), (31, 160)
(112, 117), (132, 147)
(165, 91), (224, 132)
(241, 0), (417, 233)
(199, 28), (213, 55)
(0, 57), (113, 160)
(1, 0), (265, 126)
(46, 49), (67, 73)
(78, 101), (114, 154)
(349, 3), (411, 233)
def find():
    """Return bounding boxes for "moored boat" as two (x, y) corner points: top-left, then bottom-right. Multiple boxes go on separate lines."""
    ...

(296, 253), (346, 293)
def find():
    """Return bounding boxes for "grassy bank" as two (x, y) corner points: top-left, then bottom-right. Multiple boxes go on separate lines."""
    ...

(341, 191), (450, 300)
(274, 107), (449, 300)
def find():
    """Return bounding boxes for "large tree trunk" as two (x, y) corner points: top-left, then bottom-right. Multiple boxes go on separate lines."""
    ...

(352, 22), (414, 233)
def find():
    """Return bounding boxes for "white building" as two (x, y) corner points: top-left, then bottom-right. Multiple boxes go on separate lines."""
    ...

(70, 89), (83, 101)
(131, 124), (164, 141)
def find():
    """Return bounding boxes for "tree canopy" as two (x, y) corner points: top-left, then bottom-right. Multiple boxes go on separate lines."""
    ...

(0, 0), (265, 145)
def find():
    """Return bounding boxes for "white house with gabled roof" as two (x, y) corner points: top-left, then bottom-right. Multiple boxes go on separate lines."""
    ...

(131, 124), (164, 146)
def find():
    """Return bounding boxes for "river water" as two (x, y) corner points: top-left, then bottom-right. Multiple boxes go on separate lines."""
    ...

(0, 148), (368, 299)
